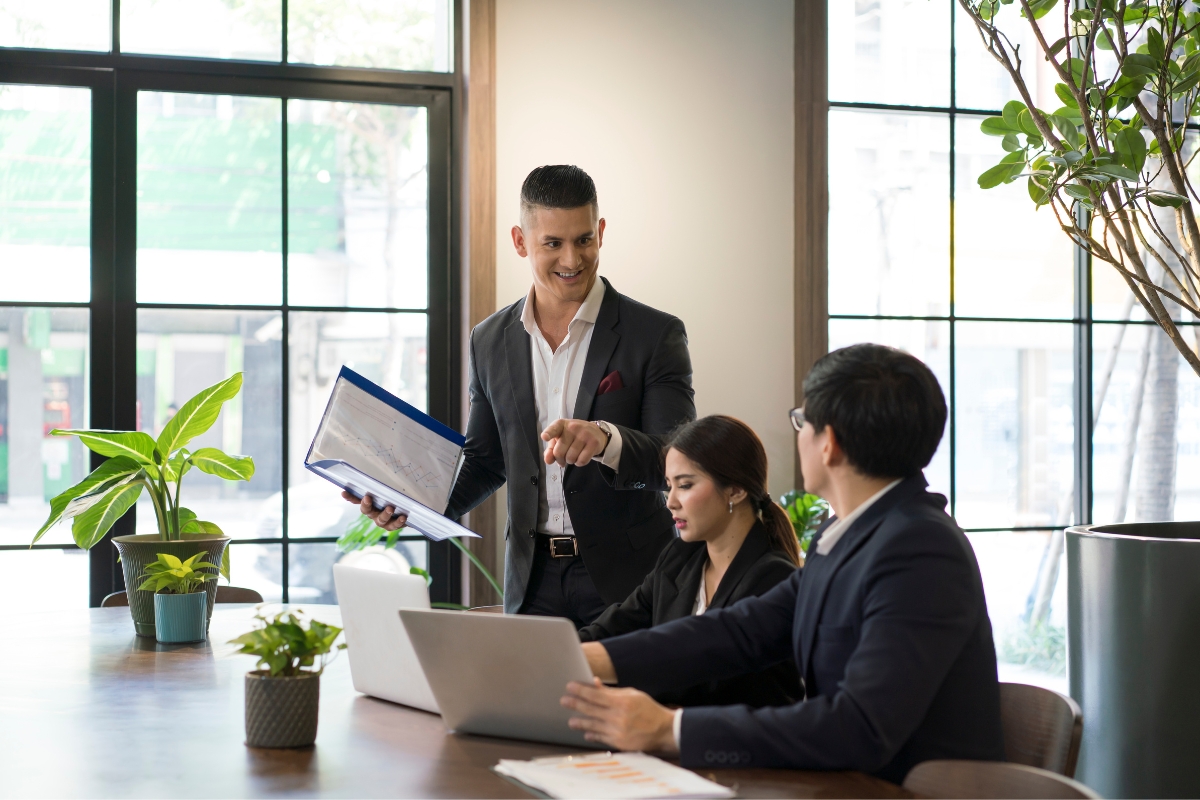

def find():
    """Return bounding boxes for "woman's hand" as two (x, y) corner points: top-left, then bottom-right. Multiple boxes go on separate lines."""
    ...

(341, 491), (408, 531)
(561, 678), (679, 755)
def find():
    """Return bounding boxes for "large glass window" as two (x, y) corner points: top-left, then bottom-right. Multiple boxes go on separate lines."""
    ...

(0, 2), (456, 605)
(830, 1), (1079, 692)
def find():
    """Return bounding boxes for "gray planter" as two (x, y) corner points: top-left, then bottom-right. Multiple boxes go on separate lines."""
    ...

(152, 591), (208, 643)
(1067, 522), (1200, 799)
(113, 534), (230, 638)
(244, 671), (320, 748)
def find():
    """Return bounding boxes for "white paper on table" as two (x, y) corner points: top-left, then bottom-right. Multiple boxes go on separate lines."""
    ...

(492, 752), (736, 800)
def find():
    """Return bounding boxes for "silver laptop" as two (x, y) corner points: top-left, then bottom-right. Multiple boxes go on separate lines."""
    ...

(399, 609), (592, 747)
(333, 564), (439, 713)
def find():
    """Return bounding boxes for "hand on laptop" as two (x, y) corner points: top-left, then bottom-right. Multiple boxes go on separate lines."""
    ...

(561, 678), (678, 755)
(342, 491), (408, 532)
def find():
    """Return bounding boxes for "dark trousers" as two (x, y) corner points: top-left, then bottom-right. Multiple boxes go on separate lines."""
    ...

(518, 547), (610, 628)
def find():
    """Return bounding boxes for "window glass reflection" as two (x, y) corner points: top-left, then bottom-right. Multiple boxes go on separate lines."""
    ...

(137, 92), (282, 305)
(0, 84), (90, 303)
(954, 321), (1075, 529)
(288, 101), (429, 309)
(828, 109), (949, 317)
(828, 0), (949, 107)
(135, 309), (282, 540)
(0, 307), (89, 547)
(120, 0), (281, 61)
(0, 0), (110, 52)
(287, 0), (451, 72)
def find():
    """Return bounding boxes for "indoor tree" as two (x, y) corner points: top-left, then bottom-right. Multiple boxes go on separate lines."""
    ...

(960, 0), (1200, 373)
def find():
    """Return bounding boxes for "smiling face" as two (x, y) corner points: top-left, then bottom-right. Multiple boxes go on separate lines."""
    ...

(512, 204), (605, 306)
(665, 448), (742, 543)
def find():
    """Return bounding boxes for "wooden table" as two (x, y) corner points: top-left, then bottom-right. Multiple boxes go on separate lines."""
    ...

(0, 605), (910, 798)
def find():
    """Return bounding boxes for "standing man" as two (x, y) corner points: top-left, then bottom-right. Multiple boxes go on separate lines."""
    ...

(351, 165), (695, 625)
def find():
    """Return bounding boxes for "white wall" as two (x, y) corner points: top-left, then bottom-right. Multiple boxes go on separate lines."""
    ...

(494, 0), (796, 494)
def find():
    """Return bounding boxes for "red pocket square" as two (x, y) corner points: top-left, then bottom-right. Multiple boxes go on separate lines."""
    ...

(597, 370), (624, 395)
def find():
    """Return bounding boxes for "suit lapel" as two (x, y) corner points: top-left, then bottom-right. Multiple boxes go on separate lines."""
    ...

(504, 302), (542, 465)
(710, 523), (771, 607)
(796, 476), (928, 680)
(666, 544), (707, 620)
(571, 278), (621, 422)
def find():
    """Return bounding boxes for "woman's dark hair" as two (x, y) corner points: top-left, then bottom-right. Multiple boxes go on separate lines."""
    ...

(802, 343), (947, 478)
(666, 415), (801, 566)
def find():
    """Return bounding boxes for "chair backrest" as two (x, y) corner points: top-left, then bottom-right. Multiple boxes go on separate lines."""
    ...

(99, 587), (264, 607)
(1000, 681), (1083, 777)
(215, 586), (264, 604)
(903, 760), (1100, 799)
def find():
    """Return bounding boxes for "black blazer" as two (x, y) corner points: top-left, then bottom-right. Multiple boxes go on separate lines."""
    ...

(446, 278), (696, 613)
(602, 475), (1005, 784)
(578, 522), (802, 709)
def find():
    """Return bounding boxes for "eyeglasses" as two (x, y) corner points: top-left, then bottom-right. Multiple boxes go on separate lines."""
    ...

(788, 407), (805, 432)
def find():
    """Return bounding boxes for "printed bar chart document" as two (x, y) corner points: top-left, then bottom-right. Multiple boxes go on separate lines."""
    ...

(305, 366), (479, 542)
(492, 752), (735, 800)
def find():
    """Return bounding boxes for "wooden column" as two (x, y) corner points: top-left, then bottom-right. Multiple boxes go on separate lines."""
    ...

(463, 0), (502, 607)
(794, 0), (829, 489)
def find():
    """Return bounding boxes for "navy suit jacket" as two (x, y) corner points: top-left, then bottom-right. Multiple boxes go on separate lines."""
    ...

(602, 475), (1004, 784)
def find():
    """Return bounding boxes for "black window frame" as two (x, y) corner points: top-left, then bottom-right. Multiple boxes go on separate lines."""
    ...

(0, 2), (463, 606)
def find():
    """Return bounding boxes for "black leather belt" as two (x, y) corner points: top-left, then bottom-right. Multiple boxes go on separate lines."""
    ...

(536, 535), (579, 558)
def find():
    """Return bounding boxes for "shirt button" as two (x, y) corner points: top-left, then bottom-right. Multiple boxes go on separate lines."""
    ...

(551, 474), (557, 482)
(553, 515), (560, 522)
(553, 387), (560, 394)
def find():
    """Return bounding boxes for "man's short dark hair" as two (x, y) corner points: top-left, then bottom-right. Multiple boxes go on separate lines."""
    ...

(520, 165), (598, 222)
(802, 343), (946, 479)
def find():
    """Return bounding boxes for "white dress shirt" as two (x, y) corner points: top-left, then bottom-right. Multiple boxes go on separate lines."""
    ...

(520, 277), (624, 537)
(814, 479), (902, 556)
(671, 479), (904, 749)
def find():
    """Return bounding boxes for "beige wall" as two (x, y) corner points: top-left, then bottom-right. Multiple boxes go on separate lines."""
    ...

(494, 0), (796, 495)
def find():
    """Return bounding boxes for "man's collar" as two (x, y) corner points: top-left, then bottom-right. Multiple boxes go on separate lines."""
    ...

(520, 276), (607, 338)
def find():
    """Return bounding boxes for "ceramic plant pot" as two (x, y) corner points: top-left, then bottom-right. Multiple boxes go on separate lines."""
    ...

(152, 591), (208, 643)
(1067, 522), (1200, 798)
(113, 534), (230, 637)
(244, 670), (321, 748)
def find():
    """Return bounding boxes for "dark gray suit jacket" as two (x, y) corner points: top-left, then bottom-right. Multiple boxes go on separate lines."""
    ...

(578, 521), (802, 709)
(602, 475), (1005, 784)
(446, 278), (695, 613)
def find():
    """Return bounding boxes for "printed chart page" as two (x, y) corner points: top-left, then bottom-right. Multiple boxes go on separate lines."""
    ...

(308, 367), (463, 512)
(493, 752), (735, 800)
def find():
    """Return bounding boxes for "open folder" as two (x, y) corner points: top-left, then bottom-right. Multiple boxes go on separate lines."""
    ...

(305, 366), (479, 542)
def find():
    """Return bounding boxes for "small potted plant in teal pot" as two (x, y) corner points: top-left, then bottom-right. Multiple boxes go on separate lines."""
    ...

(229, 609), (346, 748)
(138, 553), (222, 644)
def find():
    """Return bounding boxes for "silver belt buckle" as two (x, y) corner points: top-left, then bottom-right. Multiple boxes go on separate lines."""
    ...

(549, 536), (578, 558)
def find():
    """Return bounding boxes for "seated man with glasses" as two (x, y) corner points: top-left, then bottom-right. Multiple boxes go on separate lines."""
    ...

(561, 343), (1004, 785)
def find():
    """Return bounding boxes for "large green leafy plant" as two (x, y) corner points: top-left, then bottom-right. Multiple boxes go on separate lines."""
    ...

(229, 609), (346, 677)
(961, 0), (1200, 375)
(32, 373), (255, 551)
(780, 491), (831, 555)
(138, 552), (222, 595)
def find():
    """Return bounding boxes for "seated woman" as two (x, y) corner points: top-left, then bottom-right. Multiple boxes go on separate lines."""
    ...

(578, 415), (802, 708)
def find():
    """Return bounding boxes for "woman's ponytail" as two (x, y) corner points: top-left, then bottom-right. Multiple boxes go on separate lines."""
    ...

(759, 496), (801, 566)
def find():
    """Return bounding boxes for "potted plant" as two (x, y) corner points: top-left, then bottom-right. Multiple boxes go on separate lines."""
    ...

(229, 609), (346, 748)
(137, 553), (222, 644)
(32, 373), (254, 637)
(780, 490), (830, 562)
